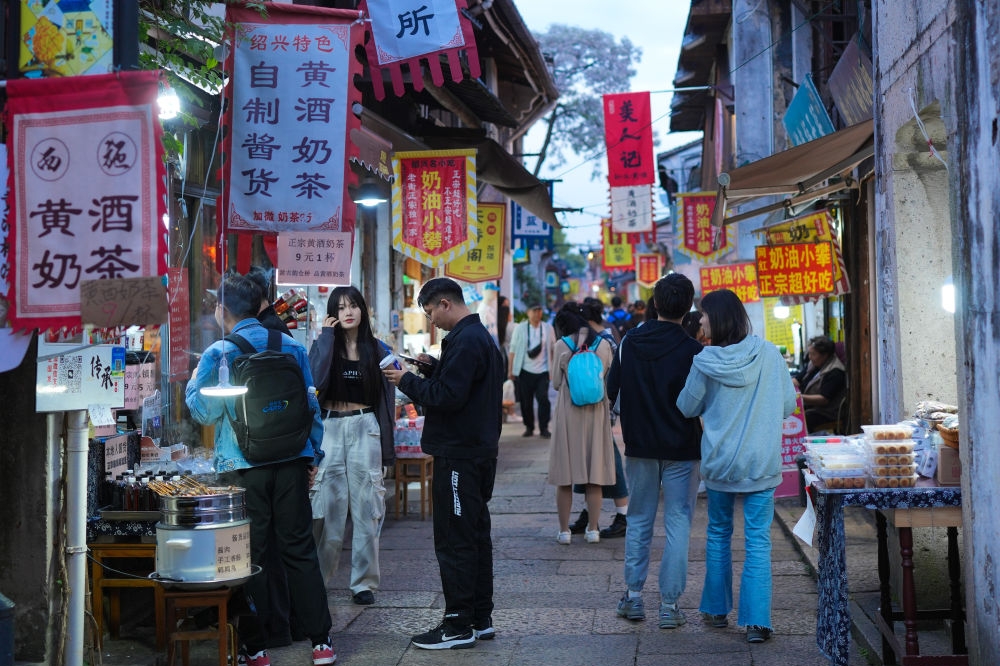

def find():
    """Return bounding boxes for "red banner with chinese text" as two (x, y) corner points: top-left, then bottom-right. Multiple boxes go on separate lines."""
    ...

(601, 218), (633, 270)
(603, 92), (655, 186)
(167, 267), (190, 381)
(446, 202), (505, 282)
(635, 254), (662, 287)
(392, 149), (478, 267)
(4, 70), (166, 333)
(755, 242), (836, 298)
(223, 4), (363, 237)
(676, 191), (732, 262)
(699, 262), (761, 303)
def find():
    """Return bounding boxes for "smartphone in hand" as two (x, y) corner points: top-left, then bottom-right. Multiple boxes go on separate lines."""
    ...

(399, 354), (433, 374)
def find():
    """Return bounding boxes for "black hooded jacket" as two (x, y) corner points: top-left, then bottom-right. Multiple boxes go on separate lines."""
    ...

(606, 320), (703, 460)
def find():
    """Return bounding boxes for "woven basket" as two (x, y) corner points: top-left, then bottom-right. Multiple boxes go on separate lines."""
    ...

(937, 425), (960, 449)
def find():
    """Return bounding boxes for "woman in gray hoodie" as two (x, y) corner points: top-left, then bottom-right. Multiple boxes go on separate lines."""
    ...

(676, 289), (797, 644)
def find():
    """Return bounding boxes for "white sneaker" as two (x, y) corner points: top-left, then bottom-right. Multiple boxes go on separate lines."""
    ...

(556, 531), (571, 545)
(585, 529), (600, 543)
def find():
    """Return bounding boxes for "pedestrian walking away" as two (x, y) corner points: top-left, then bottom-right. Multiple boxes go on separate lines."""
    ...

(308, 285), (396, 607)
(677, 288), (797, 644)
(185, 273), (336, 666)
(382, 277), (505, 650)
(606, 274), (703, 629)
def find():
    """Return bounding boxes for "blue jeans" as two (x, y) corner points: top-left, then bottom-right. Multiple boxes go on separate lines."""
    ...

(700, 488), (774, 628)
(623, 457), (699, 604)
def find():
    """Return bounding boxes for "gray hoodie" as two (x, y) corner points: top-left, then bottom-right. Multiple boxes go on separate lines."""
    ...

(677, 335), (797, 493)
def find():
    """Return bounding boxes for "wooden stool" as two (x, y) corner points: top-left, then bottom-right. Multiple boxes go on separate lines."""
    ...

(163, 588), (236, 666)
(394, 454), (433, 520)
(88, 541), (166, 650)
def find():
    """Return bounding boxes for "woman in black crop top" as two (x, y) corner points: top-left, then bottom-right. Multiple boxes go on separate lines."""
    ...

(307, 285), (395, 605)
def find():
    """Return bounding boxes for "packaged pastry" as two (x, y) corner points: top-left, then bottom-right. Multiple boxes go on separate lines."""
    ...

(862, 425), (915, 441)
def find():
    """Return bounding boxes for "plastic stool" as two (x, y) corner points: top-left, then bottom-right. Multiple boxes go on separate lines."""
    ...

(163, 588), (236, 666)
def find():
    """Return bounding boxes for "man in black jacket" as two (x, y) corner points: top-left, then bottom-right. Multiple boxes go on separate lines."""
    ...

(605, 274), (703, 630)
(383, 278), (504, 650)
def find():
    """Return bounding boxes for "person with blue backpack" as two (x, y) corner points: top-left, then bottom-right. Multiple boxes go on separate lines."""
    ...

(547, 302), (616, 545)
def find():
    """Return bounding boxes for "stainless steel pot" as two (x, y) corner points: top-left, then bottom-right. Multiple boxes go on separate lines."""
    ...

(159, 487), (247, 526)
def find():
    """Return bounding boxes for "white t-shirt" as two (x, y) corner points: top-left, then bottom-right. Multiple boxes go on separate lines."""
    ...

(521, 322), (549, 374)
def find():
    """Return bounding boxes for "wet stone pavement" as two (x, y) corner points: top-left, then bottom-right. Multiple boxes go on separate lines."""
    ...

(77, 421), (876, 666)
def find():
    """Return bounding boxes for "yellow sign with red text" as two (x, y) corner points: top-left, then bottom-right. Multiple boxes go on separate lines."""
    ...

(445, 203), (505, 282)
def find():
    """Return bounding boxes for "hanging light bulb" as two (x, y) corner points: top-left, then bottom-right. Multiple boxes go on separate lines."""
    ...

(200, 341), (247, 397)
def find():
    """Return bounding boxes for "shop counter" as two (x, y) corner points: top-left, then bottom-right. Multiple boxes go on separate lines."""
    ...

(813, 480), (965, 666)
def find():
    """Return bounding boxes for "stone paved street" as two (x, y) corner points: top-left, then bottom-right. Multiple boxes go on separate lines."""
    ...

(86, 421), (874, 666)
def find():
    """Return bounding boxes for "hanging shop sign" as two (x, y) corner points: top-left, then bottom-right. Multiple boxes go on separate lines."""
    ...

(610, 183), (655, 235)
(19, 0), (115, 78)
(782, 73), (835, 146)
(446, 202), (505, 283)
(223, 4), (363, 234)
(4, 71), (166, 333)
(760, 209), (834, 245)
(391, 149), (478, 267)
(603, 92), (655, 186)
(675, 192), (734, 263)
(36, 341), (126, 412)
(755, 242), (836, 298)
(601, 218), (633, 271)
(166, 268), (190, 381)
(699, 261), (761, 304)
(635, 253), (662, 288)
(1, 145), (9, 297)
(276, 231), (353, 285)
(512, 198), (553, 251)
(80, 276), (167, 328)
(362, 0), (481, 100)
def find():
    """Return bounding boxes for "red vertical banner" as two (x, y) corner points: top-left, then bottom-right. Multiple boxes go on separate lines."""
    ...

(603, 92), (655, 186)
(391, 149), (478, 266)
(635, 254), (662, 287)
(675, 191), (732, 262)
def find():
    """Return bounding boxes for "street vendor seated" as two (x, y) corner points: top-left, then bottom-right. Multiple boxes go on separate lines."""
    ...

(793, 335), (847, 432)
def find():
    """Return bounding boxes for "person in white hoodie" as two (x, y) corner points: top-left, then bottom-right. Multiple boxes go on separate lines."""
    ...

(676, 289), (797, 645)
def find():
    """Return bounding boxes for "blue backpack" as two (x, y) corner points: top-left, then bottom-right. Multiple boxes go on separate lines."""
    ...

(560, 335), (605, 406)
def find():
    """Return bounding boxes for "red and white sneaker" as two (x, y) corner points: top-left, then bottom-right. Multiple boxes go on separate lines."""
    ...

(237, 650), (270, 666)
(312, 642), (337, 665)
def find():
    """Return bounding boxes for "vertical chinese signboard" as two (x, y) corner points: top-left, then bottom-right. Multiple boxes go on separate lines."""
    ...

(755, 242), (836, 298)
(675, 192), (732, 263)
(699, 262), (761, 303)
(635, 254), (662, 288)
(5, 71), (166, 332)
(167, 267), (190, 381)
(224, 4), (363, 234)
(601, 218), (633, 270)
(603, 92), (655, 187)
(776, 393), (807, 498)
(446, 203), (505, 282)
(610, 183), (655, 239)
(391, 149), (478, 267)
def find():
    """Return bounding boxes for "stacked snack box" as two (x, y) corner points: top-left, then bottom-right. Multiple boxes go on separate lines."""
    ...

(861, 425), (918, 488)
(803, 436), (867, 489)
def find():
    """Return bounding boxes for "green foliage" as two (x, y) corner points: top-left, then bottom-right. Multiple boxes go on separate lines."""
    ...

(532, 25), (642, 179)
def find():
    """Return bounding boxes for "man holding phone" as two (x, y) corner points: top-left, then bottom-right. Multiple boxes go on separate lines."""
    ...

(382, 278), (505, 650)
(508, 303), (554, 438)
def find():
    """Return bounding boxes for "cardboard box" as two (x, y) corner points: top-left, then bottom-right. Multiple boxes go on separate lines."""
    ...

(936, 445), (962, 485)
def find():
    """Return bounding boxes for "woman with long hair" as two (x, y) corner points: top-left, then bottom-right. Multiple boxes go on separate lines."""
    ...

(547, 302), (616, 544)
(676, 289), (796, 643)
(309, 286), (396, 605)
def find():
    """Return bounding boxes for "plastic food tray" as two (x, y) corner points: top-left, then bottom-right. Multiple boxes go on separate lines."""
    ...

(868, 463), (918, 477)
(868, 474), (918, 488)
(868, 452), (916, 466)
(818, 475), (868, 489)
(861, 424), (915, 440)
(866, 440), (916, 455)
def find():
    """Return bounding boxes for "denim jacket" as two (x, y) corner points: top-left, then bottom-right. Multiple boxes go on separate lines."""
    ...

(185, 318), (324, 473)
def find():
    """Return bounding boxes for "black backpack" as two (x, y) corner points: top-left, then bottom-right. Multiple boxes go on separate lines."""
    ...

(224, 330), (315, 463)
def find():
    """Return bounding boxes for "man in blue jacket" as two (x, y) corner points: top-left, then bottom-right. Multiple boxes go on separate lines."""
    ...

(186, 273), (334, 666)
(605, 273), (703, 630)
(383, 277), (505, 650)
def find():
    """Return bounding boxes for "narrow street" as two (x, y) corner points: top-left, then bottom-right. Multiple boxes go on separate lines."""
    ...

(96, 421), (872, 666)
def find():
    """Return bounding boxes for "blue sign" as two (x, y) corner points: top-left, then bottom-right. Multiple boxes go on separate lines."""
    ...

(782, 74), (835, 146)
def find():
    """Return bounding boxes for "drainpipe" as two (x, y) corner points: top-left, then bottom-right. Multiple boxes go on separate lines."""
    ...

(65, 409), (89, 666)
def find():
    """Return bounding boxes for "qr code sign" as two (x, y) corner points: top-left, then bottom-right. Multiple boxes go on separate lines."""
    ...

(58, 355), (83, 392)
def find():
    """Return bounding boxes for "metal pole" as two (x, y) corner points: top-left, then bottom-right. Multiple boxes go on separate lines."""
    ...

(64, 410), (89, 666)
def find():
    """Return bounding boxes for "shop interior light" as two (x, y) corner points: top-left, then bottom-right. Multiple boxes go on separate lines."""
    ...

(200, 344), (247, 397)
(353, 177), (388, 207)
(941, 274), (955, 313)
(158, 89), (181, 120)
(773, 304), (790, 319)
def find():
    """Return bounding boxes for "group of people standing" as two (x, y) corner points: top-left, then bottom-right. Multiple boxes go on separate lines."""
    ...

(187, 266), (810, 660)
(518, 275), (798, 644)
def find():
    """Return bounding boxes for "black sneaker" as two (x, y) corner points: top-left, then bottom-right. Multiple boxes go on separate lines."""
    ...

(569, 509), (589, 535)
(352, 590), (375, 605)
(599, 513), (627, 539)
(521, 429), (534, 437)
(472, 616), (495, 640)
(746, 625), (772, 643)
(411, 622), (475, 650)
(539, 430), (551, 438)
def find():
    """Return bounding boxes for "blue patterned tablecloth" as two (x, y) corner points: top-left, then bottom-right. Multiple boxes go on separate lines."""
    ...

(813, 481), (962, 666)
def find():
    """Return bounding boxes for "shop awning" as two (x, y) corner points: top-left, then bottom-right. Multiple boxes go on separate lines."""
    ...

(712, 119), (874, 226)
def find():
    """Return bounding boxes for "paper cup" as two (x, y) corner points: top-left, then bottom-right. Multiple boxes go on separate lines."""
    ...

(379, 354), (402, 371)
